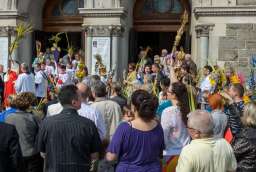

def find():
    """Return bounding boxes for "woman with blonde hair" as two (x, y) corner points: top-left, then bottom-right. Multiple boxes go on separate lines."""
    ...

(232, 102), (256, 172)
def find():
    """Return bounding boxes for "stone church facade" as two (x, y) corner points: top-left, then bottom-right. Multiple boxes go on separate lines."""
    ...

(0, 0), (256, 78)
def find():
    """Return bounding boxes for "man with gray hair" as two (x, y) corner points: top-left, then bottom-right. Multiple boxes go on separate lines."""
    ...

(176, 110), (237, 172)
(15, 63), (35, 94)
(77, 82), (106, 140)
(184, 53), (197, 76)
(90, 80), (121, 139)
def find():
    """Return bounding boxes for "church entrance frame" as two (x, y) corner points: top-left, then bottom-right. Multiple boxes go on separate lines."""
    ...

(130, 0), (191, 62)
(34, 0), (84, 58)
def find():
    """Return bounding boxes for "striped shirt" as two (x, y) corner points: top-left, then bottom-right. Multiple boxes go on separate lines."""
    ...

(38, 108), (101, 172)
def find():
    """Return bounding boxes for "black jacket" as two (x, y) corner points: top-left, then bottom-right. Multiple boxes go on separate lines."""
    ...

(0, 73), (5, 100)
(225, 102), (244, 136)
(0, 123), (23, 172)
(232, 128), (256, 172)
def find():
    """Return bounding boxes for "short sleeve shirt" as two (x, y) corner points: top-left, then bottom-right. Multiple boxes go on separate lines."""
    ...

(38, 108), (102, 172)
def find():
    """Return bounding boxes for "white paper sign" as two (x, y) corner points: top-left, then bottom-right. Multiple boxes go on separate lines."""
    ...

(91, 37), (111, 74)
(0, 37), (9, 72)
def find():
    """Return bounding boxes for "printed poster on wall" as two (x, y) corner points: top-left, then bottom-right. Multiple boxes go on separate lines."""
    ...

(0, 37), (9, 72)
(91, 37), (111, 75)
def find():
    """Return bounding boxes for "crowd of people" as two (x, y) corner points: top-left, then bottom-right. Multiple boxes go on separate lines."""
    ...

(0, 46), (256, 172)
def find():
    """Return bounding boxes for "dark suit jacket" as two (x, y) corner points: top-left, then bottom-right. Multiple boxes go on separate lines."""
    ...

(0, 73), (5, 91)
(0, 122), (23, 172)
(0, 73), (5, 102)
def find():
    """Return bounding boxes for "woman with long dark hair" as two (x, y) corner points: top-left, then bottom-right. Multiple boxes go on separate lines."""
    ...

(161, 82), (191, 171)
(106, 90), (165, 172)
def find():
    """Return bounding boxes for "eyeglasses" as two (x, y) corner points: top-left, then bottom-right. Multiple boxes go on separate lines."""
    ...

(187, 126), (195, 130)
(187, 126), (201, 133)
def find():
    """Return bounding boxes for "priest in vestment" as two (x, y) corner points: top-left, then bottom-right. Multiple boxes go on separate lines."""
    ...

(3, 61), (19, 107)
(3, 69), (17, 107)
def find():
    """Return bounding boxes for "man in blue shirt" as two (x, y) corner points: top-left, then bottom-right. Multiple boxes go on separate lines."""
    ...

(0, 95), (16, 122)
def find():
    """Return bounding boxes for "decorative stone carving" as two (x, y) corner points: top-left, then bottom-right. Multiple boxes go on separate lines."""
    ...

(0, 26), (15, 36)
(194, 6), (256, 19)
(111, 0), (120, 8)
(84, 25), (124, 37)
(95, 0), (105, 8)
(111, 25), (124, 36)
(195, 24), (215, 38)
(80, 8), (127, 18)
(8, 0), (17, 10)
(85, 25), (112, 36)
(0, 0), (17, 10)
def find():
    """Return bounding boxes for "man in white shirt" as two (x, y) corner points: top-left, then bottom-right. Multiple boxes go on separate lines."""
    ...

(199, 65), (214, 109)
(200, 65), (214, 93)
(35, 63), (47, 100)
(90, 80), (121, 139)
(176, 110), (237, 172)
(15, 63), (36, 94)
(77, 82), (106, 140)
(45, 59), (55, 76)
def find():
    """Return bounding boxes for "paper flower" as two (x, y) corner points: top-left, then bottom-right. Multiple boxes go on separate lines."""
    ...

(57, 79), (63, 85)
(230, 74), (241, 84)
(243, 95), (251, 104)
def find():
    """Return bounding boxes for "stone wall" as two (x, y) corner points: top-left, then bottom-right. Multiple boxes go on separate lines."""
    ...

(237, 0), (256, 5)
(219, 23), (256, 77)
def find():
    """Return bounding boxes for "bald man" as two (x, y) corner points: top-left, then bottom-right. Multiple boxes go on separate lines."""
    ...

(77, 83), (106, 140)
(176, 110), (237, 172)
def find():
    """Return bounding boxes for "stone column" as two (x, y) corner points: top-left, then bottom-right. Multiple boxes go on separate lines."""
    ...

(86, 36), (92, 73)
(0, 26), (17, 71)
(84, 25), (112, 75)
(84, 0), (93, 8)
(195, 24), (214, 67)
(84, 25), (124, 79)
(85, 27), (93, 74)
(111, 25), (123, 80)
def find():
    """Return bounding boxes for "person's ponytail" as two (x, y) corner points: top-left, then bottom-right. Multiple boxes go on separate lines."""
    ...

(131, 90), (158, 122)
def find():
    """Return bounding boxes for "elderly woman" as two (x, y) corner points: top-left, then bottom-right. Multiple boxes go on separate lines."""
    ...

(5, 92), (43, 172)
(231, 102), (256, 172)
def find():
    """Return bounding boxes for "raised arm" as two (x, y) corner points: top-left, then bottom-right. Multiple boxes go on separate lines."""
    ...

(168, 58), (179, 84)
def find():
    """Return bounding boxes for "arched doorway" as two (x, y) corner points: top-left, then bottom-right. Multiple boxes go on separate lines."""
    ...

(34, 0), (84, 57)
(130, 0), (191, 62)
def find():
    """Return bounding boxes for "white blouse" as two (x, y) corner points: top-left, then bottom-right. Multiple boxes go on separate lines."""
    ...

(161, 106), (190, 156)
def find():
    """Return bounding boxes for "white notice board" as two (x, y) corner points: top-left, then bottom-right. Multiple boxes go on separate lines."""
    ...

(91, 37), (111, 75)
(0, 37), (8, 72)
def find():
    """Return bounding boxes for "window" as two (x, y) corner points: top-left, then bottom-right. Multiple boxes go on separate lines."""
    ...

(142, 0), (182, 15)
(51, 0), (84, 16)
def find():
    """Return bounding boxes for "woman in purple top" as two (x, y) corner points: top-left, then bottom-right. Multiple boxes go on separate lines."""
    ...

(106, 90), (165, 172)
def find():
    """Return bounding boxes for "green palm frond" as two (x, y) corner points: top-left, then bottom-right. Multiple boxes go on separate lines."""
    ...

(49, 32), (64, 45)
(9, 23), (33, 58)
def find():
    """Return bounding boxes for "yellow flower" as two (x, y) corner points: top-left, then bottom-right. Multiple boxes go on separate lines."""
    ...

(210, 78), (216, 86)
(77, 63), (85, 69)
(76, 70), (85, 80)
(243, 95), (251, 104)
(230, 74), (240, 84)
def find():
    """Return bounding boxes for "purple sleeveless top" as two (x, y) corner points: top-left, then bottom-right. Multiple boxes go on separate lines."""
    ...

(107, 122), (165, 172)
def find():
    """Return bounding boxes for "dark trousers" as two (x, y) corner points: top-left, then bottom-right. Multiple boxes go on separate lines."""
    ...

(23, 153), (43, 172)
